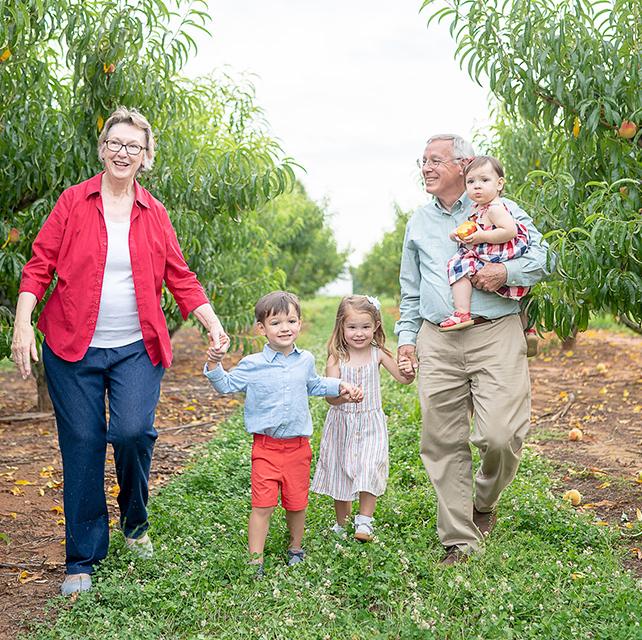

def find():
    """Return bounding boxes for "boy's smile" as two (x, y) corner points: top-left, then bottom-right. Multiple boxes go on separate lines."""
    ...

(257, 305), (302, 354)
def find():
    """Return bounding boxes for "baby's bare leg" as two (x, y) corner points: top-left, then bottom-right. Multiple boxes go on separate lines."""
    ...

(451, 277), (473, 314)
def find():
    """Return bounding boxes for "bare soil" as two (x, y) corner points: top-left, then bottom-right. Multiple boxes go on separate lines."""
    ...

(0, 326), (640, 637)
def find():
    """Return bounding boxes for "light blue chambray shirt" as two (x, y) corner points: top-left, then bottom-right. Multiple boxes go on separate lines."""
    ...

(395, 193), (552, 346)
(203, 344), (341, 438)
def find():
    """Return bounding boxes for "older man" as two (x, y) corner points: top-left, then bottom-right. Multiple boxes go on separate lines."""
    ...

(395, 134), (550, 565)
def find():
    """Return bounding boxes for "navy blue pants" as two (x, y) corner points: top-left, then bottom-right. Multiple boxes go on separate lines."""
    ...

(43, 339), (164, 575)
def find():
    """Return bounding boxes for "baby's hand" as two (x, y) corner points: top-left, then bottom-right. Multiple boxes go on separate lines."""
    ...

(339, 382), (363, 403)
(448, 230), (459, 242)
(398, 356), (416, 379)
(463, 229), (486, 245)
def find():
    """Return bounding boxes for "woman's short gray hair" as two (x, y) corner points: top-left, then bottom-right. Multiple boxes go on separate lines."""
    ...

(425, 134), (475, 160)
(97, 106), (156, 172)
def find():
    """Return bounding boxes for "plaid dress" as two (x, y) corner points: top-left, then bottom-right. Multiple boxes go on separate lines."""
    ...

(311, 347), (388, 501)
(447, 203), (531, 300)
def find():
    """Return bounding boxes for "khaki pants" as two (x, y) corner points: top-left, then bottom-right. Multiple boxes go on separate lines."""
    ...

(416, 315), (531, 551)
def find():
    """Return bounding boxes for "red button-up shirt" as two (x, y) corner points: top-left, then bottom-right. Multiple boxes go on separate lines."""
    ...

(19, 173), (209, 367)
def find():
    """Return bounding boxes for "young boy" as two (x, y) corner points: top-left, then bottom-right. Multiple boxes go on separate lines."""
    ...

(204, 291), (362, 577)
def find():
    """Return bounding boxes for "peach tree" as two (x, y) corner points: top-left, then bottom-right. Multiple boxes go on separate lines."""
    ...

(422, 0), (642, 336)
(0, 1), (299, 400)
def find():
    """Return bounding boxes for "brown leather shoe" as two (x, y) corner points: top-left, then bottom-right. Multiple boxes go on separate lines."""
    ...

(473, 507), (497, 536)
(440, 546), (469, 566)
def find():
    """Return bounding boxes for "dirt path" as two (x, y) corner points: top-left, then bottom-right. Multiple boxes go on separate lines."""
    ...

(0, 326), (640, 637)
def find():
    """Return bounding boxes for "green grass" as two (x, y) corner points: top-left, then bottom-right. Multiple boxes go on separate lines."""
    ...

(28, 298), (642, 639)
(0, 357), (14, 371)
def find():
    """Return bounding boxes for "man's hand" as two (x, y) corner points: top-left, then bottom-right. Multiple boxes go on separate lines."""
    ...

(339, 382), (363, 403)
(398, 356), (416, 380)
(470, 262), (507, 292)
(397, 344), (417, 378)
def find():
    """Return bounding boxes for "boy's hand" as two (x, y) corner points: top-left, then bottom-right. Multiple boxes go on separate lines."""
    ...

(398, 356), (416, 379)
(339, 382), (363, 403)
(207, 332), (230, 367)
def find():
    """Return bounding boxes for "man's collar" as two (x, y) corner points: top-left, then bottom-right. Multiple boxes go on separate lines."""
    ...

(85, 172), (150, 208)
(432, 191), (470, 214)
(263, 343), (301, 361)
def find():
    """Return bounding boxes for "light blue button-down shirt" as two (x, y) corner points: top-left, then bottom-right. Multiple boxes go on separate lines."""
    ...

(203, 344), (341, 438)
(395, 193), (552, 346)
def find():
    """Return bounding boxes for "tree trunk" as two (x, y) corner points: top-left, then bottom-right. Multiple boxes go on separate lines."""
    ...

(561, 328), (578, 351)
(33, 360), (53, 412)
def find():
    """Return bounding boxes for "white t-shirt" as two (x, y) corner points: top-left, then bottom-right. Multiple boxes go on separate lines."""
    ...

(89, 218), (143, 348)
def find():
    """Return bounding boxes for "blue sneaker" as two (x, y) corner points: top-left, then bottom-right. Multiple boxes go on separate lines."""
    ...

(287, 549), (305, 566)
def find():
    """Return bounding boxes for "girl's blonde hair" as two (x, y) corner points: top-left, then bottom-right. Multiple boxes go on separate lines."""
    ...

(327, 295), (391, 362)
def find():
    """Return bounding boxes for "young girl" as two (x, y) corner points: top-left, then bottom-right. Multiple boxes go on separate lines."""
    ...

(311, 295), (415, 542)
(440, 155), (531, 330)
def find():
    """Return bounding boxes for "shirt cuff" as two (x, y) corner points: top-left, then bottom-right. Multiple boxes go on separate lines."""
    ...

(325, 377), (341, 397)
(203, 362), (224, 380)
(19, 278), (47, 301)
(503, 260), (518, 286)
(397, 330), (418, 347)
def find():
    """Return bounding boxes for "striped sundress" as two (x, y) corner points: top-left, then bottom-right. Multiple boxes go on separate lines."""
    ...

(447, 202), (531, 300)
(311, 347), (388, 500)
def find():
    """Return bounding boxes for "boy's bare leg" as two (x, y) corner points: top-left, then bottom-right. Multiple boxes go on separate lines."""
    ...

(334, 500), (352, 526)
(451, 277), (473, 315)
(248, 506), (274, 563)
(285, 509), (306, 551)
(358, 492), (377, 518)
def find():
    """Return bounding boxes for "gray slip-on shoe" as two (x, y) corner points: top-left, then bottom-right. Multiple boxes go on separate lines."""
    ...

(61, 573), (92, 596)
(126, 533), (154, 559)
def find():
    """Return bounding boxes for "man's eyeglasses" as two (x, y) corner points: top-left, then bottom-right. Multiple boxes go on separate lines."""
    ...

(416, 157), (461, 169)
(105, 140), (147, 156)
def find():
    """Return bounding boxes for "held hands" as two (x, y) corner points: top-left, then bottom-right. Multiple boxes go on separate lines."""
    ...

(339, 381), (363, 403)
(206, 331), (230, 367)
(397, 344), (417, 381)
(398, 355), (416, 380)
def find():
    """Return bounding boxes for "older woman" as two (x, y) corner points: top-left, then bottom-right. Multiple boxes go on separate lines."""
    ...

(11, 107), (228, 596)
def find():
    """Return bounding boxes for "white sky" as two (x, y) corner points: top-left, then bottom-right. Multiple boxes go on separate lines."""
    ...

(185, 0), (491, 269)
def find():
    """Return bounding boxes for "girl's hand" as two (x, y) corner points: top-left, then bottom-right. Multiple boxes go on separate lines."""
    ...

(339, 382), (363, 403)
(397, 356), (416, 380)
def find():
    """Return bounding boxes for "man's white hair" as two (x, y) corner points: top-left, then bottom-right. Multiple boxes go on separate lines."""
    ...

(426, 134), (475, 159)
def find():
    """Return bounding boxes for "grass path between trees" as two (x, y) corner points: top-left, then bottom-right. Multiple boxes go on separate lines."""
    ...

(30, 298), (642, 639)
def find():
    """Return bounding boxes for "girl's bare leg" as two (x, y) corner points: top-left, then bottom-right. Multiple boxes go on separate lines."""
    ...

(334, 500), (352, 526)
(358, 492), (377, 518)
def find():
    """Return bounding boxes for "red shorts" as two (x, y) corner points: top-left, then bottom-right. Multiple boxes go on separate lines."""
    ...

(251, 434), (312, 511)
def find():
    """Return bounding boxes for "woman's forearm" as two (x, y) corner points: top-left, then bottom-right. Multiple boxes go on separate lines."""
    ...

(15, 292), (38, 326)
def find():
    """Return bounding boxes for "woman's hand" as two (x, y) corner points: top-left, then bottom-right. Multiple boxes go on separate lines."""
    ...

(192, 303), (230, 350)
(11, 292), (39, 379)
(11, 322), (38, 379)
